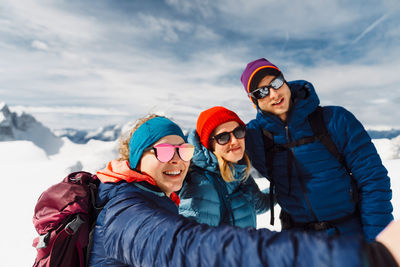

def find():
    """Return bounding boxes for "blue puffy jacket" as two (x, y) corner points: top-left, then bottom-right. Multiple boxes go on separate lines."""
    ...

(246, 80), (393, 241)
(89, 178), (371, 266)
(179, 130), (270, 228)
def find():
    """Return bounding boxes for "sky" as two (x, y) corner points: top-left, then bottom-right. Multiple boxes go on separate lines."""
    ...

(1, 0), (400, 130)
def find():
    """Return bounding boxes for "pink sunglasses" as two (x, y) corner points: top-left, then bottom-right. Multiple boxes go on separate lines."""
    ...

(144, 143), (194, 162)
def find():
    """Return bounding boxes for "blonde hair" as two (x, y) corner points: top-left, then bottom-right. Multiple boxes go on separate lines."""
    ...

(215, 153), (252, 182)
(118, 114), (161, 161)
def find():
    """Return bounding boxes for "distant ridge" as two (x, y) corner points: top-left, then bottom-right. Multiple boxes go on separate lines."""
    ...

(367, 129), (400, 139)
(54, 124), (123, 144)
(0, 102), (63, 155)
(3, 102), (399, 145)
(55, 123), (400, 144)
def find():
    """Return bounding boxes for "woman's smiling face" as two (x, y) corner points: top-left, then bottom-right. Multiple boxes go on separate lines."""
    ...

(138, 135), (190, 197)
(211, 121), (245, 163)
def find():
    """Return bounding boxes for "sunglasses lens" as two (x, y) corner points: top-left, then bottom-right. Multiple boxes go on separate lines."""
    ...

(253, 87), (269, 99)
(251, 75), (284, 99)
(153, 144), (175, 162)
(178, 144), (194, 161)
(215, 132), (231, 145)
(270, 75), (284, 89)
(233, 126), (246, 139)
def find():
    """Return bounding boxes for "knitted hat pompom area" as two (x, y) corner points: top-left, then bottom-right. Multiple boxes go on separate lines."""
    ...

(196, 106), (245, 150)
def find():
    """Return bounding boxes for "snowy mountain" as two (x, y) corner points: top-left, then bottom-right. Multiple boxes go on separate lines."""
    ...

(54, 120), (400, 145)
(54, 124), (123, 144)
(368, 129), (400, 139)
(0, 102), (63, 155)
(3, 102), (400, 158)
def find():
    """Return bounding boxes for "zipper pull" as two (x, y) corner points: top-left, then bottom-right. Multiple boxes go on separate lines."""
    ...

(285, 125), (290, 141)
(285, 125), (294, 152)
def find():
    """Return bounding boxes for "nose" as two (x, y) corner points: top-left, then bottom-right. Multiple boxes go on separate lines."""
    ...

(169, 148), (181, 163)
(229, 133), (240, 145)
(269, 87), (279, 99)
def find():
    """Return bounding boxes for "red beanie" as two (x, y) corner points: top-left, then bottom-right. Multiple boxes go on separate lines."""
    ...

(196, 106), (245, 149)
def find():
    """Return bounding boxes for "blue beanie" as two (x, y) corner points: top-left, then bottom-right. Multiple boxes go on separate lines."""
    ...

(128, 117), (185, 169)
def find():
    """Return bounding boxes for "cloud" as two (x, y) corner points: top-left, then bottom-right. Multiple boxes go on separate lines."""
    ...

(0, 0), (399, 130)
(2, 1), (101, 44)
(11, 105), (129, 115)
(134, 14), (192, 43)
(31, 40), (49, 51)
(285, 60), (400, 128)
(165, 0), (216, 18)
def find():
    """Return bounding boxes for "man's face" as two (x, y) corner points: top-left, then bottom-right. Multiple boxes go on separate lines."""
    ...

(256, 75), (291, 122)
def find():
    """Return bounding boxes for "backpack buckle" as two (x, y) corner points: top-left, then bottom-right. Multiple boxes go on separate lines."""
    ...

(307, 221), (331, 231)
(65, 215), (85, 235)
(36, 232), (51, 249)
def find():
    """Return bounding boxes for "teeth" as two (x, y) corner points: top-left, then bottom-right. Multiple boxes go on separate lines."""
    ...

(273, 99), (283, 105)
(164, 170), (181, 175)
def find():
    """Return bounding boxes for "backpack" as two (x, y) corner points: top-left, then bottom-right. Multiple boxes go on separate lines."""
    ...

(32, 171), (101, 267)
(262, 106), (359, 227)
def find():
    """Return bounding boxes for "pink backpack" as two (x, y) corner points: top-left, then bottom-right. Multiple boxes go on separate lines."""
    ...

(32, 171), (100, 267)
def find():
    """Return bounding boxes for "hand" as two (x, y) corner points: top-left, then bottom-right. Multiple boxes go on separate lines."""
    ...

(376, 220), (400, 265)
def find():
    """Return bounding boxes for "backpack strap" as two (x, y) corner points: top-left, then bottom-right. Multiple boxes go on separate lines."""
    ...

(261, 129), (275, 225)
(308, 106), (343, 163)
(308, 106), (359, 203)
(205, 172), (235, 226)
(86, 176), (103, 267)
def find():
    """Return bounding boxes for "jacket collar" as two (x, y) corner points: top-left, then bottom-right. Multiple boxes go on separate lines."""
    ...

(97, 160), (180, 206)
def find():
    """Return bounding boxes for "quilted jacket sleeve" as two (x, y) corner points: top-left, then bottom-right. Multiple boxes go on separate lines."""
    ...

(179, 171), (222, 226)
(101, 190), (368, 267)
(240, 176), (272, 214)
(328, 107), (394, 242)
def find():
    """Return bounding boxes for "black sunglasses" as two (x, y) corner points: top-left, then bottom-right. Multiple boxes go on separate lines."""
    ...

(248, 74), (285, 100)
(211, 125), (246, 145)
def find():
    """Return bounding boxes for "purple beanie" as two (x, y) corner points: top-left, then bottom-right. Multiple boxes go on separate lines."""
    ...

(240, 58), (281, 95)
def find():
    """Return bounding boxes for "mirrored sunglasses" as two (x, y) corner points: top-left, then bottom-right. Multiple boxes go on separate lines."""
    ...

(144, 143), (194, 163)
(211, 125), (246, 145)
(248, 74), (285, 100)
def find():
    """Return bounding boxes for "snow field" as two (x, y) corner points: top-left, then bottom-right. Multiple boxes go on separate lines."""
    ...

(0, 136), (398, 266)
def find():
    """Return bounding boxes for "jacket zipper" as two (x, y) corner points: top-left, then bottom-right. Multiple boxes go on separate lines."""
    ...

(286, 124), (319, 222)
(285, 125), (292, 147)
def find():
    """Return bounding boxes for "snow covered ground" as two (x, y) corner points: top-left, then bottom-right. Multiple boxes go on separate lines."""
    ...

(0, 126), (399, 266)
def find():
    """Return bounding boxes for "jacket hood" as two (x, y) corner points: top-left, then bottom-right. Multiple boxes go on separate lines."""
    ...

(96, 160), (180, 206)
(97, 160), (157, 185)
(256, 80), (320, 130)
(187, 129), (247, 179)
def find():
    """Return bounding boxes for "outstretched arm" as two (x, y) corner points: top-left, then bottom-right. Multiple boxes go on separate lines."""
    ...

(101, 192), (374, 267)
